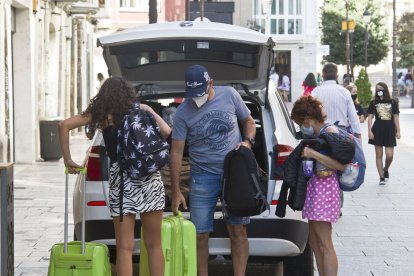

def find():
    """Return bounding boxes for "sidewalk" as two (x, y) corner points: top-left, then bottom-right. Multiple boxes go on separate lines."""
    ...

(14, 134), (91, 275)
(13, 97), (414, 275)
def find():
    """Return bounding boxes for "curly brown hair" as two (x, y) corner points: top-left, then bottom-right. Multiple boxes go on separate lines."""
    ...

(291, 96), (325, 125)
(82, 77), (136, 139)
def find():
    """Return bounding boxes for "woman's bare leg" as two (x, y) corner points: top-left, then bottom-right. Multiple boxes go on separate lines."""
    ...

(311, 221), (338, 276)
(113, 214), (136, 276)
(141, 210), (164, 276)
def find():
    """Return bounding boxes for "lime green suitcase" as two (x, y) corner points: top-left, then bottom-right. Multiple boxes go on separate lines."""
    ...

(140, 212), (197, 276)
(48, 169), (111, 276)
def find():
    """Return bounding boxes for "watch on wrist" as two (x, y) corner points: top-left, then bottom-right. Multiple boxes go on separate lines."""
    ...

(245, 137), (255, 146)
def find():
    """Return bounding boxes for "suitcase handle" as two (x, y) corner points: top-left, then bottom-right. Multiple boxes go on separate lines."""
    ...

(64, 168), (87, 254)
(64, 167), (87, 174)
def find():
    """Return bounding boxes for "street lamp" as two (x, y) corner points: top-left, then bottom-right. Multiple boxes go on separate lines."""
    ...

(392, 0), (398, 100)
(363, 10), (371, 71)
(262, 0), (273, 36)
(342, 19), (355, 84)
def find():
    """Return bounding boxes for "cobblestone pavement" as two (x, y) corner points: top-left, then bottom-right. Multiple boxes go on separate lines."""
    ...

(13, 96), (414, 276)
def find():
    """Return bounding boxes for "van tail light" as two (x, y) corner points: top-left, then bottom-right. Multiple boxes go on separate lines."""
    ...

(275, 144), (294, 180)
(86, 146), (102, 181)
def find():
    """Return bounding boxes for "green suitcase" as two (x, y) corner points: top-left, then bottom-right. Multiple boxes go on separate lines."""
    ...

(48, 241), (111, 276)
(48, 169), (111, 276)
(140, 212), (197, 276)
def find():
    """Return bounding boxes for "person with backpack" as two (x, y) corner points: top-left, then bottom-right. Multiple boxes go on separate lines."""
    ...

(170, 65), (256, 276)
(367, 82), (401, 185)
(58, 77), (170, 276)
(290, 96), (347, 276)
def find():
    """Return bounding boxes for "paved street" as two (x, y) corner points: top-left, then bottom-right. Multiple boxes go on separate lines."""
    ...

(12, 96), (414, 276)
(332, 96), (414, 276)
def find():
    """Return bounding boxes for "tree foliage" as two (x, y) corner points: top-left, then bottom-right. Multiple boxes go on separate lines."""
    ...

(397, 12), (414, 67)
(320, 0), (388, 69)
(355, 69), (372, 108)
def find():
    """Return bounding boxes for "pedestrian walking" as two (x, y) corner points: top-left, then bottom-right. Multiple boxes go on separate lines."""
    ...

(367, 82), (401, 185)
(404, 69), (413, 96)
(278, 72), (290, 102)
(316, 72), (322, 86)
(346, 83), (367, 123)
(311, 63), (362, 138)
(58, 77), (170, 276)
(291, 96), (345, 276)
(269, 67), (279, 88)
(170, 65), (256, 276)
(302, 72), (317, 96)
(397, 72), (406, 96)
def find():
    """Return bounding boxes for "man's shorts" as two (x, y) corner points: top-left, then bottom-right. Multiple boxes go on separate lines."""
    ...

(189, 170), (250, 233)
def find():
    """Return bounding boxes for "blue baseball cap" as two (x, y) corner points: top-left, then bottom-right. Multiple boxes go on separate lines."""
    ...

(185, 65), (211, 98)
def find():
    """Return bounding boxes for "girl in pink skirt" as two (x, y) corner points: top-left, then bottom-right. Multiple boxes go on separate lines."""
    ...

(291, 96), (346, 276)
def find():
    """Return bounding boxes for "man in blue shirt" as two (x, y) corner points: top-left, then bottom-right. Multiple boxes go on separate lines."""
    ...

(170, 65), (256, 276)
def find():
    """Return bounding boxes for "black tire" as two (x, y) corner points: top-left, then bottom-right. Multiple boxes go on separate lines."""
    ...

(283, 241), (314, 276)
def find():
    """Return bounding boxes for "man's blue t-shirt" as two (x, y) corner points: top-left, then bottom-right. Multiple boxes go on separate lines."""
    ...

(172, 86), (250, 174)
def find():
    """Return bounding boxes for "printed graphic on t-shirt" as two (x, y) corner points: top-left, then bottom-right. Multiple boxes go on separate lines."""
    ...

(194, 110), (235, 150)
(375, 103), (392, 120)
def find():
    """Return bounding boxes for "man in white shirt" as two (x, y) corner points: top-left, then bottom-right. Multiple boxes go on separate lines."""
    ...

(269, 67), (279, 87)
(311, 63), (361, 138)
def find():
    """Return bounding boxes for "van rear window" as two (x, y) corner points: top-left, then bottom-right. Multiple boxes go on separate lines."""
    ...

(109, 40), (258, 69)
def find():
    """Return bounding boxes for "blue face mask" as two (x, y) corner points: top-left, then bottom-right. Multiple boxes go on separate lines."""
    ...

(301, 125), (315, 137)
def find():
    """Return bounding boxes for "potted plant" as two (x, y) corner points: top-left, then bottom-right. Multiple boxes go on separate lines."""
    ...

(355, 69), (373, 109)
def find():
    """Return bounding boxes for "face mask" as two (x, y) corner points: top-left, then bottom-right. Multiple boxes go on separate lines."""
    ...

(192, 93), (209, 108)
(351, 94), (357, 100)
(300, 125), (315, 136)
(376, 90), (384, 97)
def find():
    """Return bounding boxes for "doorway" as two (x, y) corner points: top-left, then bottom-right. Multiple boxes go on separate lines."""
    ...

(275, 51), (291, 102)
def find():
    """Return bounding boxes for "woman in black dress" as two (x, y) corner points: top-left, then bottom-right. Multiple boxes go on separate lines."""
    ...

(367, 82), (401, 185)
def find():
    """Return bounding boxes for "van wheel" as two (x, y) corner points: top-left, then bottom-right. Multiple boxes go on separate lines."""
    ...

(283, 241), (314, 276)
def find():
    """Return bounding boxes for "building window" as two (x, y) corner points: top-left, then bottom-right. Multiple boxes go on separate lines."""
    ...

(119, 0), (160, 12)
(253, 0), (303, 36)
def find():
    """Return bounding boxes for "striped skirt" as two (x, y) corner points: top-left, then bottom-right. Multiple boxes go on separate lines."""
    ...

(108, 162), (165, 217)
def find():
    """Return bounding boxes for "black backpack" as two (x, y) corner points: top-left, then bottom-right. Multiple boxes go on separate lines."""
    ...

(222, 146), (270, 217)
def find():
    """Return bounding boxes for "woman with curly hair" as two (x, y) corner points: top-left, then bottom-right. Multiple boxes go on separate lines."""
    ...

(58, 77), (170, 276)
(291, 96), (346, 276)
